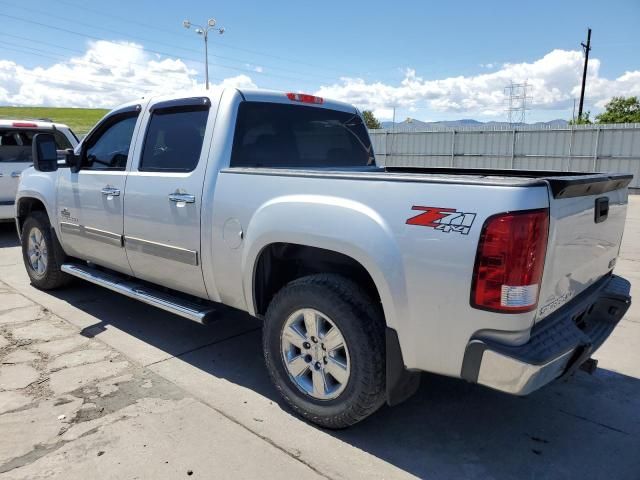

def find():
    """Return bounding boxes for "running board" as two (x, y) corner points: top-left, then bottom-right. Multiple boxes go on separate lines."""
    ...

(61, 263), (216, 324)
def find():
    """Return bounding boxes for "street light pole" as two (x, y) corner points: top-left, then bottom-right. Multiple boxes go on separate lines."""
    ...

(204, 30), (209, 89)
(183, 18), (225, 90)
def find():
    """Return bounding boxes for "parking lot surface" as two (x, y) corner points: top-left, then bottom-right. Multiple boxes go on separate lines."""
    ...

(0, 196), (639, 479)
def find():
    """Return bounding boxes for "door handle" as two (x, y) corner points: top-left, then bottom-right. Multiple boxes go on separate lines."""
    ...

(101, 186), (121, 197)
(168, 193), (195, 203)
(11, 171), (21, 178)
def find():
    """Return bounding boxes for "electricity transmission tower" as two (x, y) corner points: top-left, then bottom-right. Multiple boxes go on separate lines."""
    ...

(504, 81), (531, 125)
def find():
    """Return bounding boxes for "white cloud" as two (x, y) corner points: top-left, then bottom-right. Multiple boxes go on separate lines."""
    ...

(2, 44), (638, 122)
(0, 40), (256, 108)
(245, 63), (264, 73)
(316, 49), (640, 120)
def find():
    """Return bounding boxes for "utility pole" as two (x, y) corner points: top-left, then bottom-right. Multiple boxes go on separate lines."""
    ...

(578, 28), (592, 120)
(183, 18), (225, 90)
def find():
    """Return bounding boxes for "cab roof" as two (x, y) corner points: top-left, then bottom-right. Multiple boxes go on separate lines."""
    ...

(238, 88), (358, 114)
(142, 87), (358, 115)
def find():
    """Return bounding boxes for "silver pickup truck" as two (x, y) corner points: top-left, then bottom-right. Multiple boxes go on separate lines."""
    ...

(17, 88), (632, 428)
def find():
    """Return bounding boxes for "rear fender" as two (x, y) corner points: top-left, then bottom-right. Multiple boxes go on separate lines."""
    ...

(241, 194), (409, 332)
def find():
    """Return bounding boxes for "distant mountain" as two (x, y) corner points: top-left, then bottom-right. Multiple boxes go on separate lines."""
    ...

(379, 118), (569, 130)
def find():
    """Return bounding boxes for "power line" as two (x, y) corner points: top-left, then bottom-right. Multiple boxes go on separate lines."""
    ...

(0, 33), (224, 82)
(2, 2), (408, 88)
(1, 51), (178, 93)
(0, 38), (223, 87)
(0, 3), (340, 84)
(0, 12), (329, 88)
(47, 0), (367, 77)
(0, 43), (207, 93)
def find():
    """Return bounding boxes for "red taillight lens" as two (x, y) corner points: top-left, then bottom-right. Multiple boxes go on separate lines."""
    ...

(12, 122), (38, 128)
(471, 209), (549, 313)
(286, 92), (324, 104)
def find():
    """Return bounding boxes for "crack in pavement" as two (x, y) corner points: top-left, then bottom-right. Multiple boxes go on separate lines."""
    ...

(557, 408), (630, 435)
(144, 326), (262, 368)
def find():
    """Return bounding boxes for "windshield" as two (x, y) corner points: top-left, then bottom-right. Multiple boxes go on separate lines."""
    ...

(231, 102), (375, 168)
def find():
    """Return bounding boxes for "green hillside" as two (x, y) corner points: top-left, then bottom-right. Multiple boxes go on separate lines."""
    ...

(0, 106), (108, 136)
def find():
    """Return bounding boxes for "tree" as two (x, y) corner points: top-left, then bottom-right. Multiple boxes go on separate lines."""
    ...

(569, 111), (592, 125)
(362, 110), (382, 129)
(595, 96), (640, 124)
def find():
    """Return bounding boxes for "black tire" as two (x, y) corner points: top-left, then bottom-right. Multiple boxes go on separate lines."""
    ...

(21, 211), (71, 290)
(263, 274), (386, 429)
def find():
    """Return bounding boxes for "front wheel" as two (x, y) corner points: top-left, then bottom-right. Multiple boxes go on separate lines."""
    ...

(263, 274), (386, 429)
(21, 211), (71, 290)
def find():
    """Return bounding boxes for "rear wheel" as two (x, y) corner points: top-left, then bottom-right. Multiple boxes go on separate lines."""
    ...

(21, 211), (71, 290)
(263, 274), (386, 429)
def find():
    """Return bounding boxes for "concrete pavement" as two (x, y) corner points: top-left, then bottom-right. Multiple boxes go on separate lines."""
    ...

(0, 281), (325, 479)
(0, 196), (639, 479)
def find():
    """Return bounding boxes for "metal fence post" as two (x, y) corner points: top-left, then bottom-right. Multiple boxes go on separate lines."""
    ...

(450, 130), (456, 167)
(511, 129), (516, 169)
(593, 127), (601, 172)
(384, 131), (388, 166)
(567, 127), (574, 171)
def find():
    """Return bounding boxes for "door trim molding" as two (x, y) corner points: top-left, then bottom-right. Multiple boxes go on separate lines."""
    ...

(124, 236), (199, 266)
(60, 222), (123, 247)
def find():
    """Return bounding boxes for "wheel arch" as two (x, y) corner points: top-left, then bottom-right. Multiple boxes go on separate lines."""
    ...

(16, 195), (52, 237)
(251, 242), (382, 317)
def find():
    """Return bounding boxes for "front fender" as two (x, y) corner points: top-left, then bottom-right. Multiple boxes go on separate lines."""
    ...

(241, 194), (409, 330)
(16, 168), (58, 233)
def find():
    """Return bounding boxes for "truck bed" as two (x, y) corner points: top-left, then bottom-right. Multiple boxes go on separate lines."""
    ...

(223, 166), (633, 198)
(386, 167), (633, 198)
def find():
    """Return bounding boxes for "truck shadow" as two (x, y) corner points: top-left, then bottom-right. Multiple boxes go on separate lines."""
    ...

(30, 281), (640, 479)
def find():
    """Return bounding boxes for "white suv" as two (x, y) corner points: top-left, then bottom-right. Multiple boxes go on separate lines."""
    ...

(0, 120), (78, 221)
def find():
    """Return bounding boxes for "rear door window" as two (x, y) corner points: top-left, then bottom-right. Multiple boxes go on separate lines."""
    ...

(139, 108), (209, 172)
(230, 102), (374, 168)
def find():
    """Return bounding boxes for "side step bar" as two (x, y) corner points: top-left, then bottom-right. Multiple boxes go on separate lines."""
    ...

(61, 263), (216, 324)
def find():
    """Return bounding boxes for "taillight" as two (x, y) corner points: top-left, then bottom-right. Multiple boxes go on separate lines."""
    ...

(471, 208), (549, 313)
(286, 92), (324, 104)
(12, 122), (38, 128)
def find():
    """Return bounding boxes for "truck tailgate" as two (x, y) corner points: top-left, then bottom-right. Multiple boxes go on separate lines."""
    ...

(536, 174), (632, 321)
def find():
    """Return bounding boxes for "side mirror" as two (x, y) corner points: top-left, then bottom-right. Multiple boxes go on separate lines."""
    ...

(65, 148), (82, 173)
(32, 134), (58, 172)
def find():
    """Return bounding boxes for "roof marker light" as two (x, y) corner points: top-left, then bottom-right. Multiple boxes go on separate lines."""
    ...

(286, 92), (324, 104)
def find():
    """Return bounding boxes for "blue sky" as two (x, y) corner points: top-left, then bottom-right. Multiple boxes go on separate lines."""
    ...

(0, 0), (638, 122)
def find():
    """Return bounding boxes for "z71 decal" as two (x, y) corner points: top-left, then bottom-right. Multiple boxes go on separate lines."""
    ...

(406, 206), (476, 235)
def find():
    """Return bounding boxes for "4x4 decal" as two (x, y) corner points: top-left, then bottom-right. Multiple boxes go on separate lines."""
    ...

(406, 206), (476, 235)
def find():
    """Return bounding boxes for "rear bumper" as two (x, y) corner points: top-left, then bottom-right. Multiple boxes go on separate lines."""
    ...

(461, 274), (631, 395)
